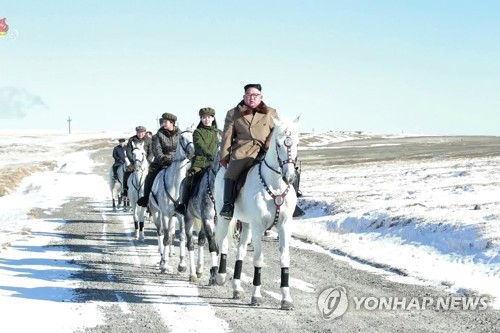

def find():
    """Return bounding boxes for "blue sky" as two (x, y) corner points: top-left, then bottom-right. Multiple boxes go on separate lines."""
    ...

(1, 1), (499, 135)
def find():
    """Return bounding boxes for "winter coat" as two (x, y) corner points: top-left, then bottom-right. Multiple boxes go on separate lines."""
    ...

(220, 101), (278, 162)
(126, 135), (153, 163)
(112, 145), (126, 165)
(220, 101), (278, 180)
(191, 123), (221, 172)
(151, 127), (179, 169)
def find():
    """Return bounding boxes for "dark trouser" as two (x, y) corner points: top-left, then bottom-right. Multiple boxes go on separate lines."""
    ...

(141, 166), (161, 203)
(112, 164), (120, 178)
(123, 170), (132, 191)
(219, 179), (237, 217)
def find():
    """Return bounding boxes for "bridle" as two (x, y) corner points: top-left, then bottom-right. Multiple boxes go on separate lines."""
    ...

(259, 130), (297, 224)
(172, 130), (195, 164)
(263, 131), (296, 176)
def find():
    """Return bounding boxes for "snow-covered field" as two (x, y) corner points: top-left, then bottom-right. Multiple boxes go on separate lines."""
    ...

(0, 130), (499, 331)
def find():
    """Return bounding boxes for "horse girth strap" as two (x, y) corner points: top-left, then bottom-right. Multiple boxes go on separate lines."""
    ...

(162, 169), (179, 206)
(258, 162), (291, 225)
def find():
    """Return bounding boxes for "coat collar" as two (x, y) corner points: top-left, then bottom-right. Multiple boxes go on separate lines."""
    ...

(237, 100), (269, 116)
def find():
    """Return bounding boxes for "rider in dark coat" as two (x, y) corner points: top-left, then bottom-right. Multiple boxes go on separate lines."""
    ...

(112, 138), (127, 179)
(175, 107), (221, 215)
(122, 126), (153, 196)
(137, 112), (179, 207)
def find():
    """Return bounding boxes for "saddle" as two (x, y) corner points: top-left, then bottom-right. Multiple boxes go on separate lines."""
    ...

(190, 169), (206, 198)
(235, 155), (262, 196)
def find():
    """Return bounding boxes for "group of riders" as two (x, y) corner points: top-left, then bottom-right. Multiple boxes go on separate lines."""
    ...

(112, 83), (305, 218)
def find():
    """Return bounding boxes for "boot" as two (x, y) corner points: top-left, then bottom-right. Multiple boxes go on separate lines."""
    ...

(137, 171), (156, 207)
(175, 175), (192, 215)
(293, 205), (305, 217)
(220, 179), (236, 218)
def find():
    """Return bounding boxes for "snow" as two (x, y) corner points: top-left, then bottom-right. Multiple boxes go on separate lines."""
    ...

(0, 131), (499, 331)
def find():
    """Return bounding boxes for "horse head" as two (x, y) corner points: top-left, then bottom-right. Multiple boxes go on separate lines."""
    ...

(176, 127), (195, 161)
(267, 116), (300, 185)
(131, 143), (148, 172)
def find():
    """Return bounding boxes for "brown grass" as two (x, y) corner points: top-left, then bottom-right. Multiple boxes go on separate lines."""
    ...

(0, 161), (58, 197)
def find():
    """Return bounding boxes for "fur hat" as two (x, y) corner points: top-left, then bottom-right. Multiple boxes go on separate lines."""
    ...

(199, 107), (215, 117)
(135, 126), (146, 132)
(162, 112), (177, 122)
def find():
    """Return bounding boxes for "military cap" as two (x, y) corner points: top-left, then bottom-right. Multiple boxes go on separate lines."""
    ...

(135, 126), (147, 132)
(199, 107), (215, 117)
(162, 112), (177, 122)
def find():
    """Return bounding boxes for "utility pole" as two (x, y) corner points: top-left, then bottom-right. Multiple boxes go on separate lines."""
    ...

(67, 117), (72, 134)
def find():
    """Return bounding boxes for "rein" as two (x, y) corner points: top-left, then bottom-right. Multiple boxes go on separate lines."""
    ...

(259, 131), (295, 225)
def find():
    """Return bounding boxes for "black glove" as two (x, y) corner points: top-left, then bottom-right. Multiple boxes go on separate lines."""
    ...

(205, 153), (214, 161)
(160, 155), (172, 166)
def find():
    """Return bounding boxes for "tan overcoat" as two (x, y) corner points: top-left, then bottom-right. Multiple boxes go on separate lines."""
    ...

(220, 101), (279, 180)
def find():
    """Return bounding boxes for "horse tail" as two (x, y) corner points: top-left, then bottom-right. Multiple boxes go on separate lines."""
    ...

(194, 217), (202, 233)
(215, 217), (237, 248)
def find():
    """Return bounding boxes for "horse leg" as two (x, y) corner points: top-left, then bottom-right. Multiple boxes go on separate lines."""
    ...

(168, 215), (177, 257)
(233, 222), (252, 300)
(203, 217), (219, 285)
(178, 215), (188, 273)
(278, 222), (293, 310)
(215, 218), (231, 286)
(138, 207), (146, 241)
(152, 211), (164, 261)
(196, 233), (206, 278)
(160, 214), (173, 273)
(184, 215), (197, 281)
(250, 226), (265, 306)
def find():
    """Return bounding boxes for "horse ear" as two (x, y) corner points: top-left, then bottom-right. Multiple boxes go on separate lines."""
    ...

(272, 116), (282, 127)
(293, 115), (301, 124)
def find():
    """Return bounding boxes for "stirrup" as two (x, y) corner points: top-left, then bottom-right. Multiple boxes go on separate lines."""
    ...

(175, 203), (187, 215)
(219, 204), (234, 218)
(137, 197), (148, 207)
(293, 205), (305, 218)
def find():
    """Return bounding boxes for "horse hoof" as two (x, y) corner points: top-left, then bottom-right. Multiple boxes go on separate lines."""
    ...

(215, 274), (226, 286)
(233, 290), (245, 300)
(281, 300), (294, 310)
(196, 271), (203, 278)
(251, 296), (263, 306)
(189, 274), (198, 282)
(178, 264), (187, 273)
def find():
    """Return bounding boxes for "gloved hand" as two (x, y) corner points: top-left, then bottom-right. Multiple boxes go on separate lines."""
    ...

(205, 153), (214, 161)
(160, 155), (172, 166)
(127, 164), (134, 172)
(220, 160), (228, 168)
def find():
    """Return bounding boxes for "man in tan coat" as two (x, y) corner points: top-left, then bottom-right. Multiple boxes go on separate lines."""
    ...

(219, 84), (279, 217)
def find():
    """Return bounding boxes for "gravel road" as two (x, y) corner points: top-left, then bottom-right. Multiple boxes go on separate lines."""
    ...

(36, 139), (500, 332)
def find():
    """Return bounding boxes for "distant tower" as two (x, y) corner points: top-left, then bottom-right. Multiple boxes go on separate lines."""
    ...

(67, 116), (72, 134)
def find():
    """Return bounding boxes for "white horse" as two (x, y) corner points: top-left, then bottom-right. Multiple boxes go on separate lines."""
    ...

(182, 133), (221, 283)
(149, 128), (194, 273)
(127, 142), (149, 241)
(214, 116), (299, 310)
(109, 162), (128, 211)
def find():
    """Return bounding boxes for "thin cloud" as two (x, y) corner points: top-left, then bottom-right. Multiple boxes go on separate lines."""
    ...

(0, 87), (47, 118)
